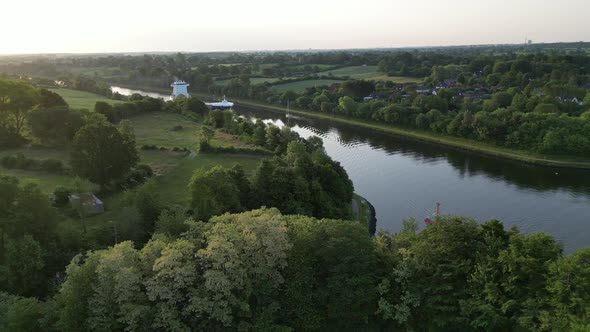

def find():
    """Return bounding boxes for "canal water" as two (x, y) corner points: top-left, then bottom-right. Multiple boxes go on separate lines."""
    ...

(111, 86), (590, 253)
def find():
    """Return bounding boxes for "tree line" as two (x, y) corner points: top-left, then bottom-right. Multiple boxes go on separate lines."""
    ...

(1, 208), (588, 331)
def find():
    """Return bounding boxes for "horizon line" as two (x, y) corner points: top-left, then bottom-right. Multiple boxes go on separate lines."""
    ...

(1, 40), (589, 57)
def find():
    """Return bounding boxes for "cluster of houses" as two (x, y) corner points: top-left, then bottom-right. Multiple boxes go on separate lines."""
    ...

(363, 80), (590, 106)
(363, 80), (493, 103)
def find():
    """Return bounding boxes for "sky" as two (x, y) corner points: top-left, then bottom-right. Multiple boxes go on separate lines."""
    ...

(1, 0), (589, 54)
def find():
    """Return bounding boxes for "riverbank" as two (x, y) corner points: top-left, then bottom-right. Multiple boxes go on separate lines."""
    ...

(194, 94), (590, 170)
(107, 84), (590, 169)
(352, 194), (377, 236)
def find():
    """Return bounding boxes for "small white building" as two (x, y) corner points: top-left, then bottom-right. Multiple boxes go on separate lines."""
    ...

(171, 80), (190, 99)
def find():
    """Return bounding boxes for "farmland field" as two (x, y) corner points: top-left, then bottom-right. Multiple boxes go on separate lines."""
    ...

(215, 77), (283, 86)
(322, 66), (423, 82)
(49, 88), (117, 110)
(271, 79), (343, 93)
(286, 64), (337, 71)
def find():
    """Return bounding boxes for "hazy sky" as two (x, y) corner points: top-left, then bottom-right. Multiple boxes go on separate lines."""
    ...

(2, 0), (588, 54)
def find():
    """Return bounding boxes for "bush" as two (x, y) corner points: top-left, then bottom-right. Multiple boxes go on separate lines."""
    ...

(115, 164), (154, 190)
(199, 140), (272, 155)
(52, 186), (71, 207)
(1, 153), (65, 173)
(39, 159), (64, 173)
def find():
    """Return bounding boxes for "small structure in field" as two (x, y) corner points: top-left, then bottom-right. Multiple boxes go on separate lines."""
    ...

(69, 192), (104, 216)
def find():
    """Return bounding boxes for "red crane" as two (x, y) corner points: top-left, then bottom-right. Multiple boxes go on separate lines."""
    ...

(424, 202), (440, 225)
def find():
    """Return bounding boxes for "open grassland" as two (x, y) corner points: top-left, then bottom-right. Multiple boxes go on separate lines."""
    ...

(0, 168), (96, 194)
(322, 66), (423, 82)
(271, 79), (343, 93)
(215, 77), (283, 86)
(250, 77), (282, 84)
(0, 147), (96, 193)
(286, 64), (337, 71)
(148, 152), (262, 205)
(127, 113), (201, 150)
(323, 66), (380, 79)
(370, 75), (423, 83)
(87, 151), (263, 229)
(67, 66), (121, 77)
(128, 112), (254, 150)
(49, 88), (117, 110)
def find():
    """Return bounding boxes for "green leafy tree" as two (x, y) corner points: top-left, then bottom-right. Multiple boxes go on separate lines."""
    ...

(281, 214), (377, 331)
(2, 296), (49, 332)
(28, 106), (84, 144)
(94, 101), (118, 123)
(189, 166), (241, 221)
(155, 205), (190, 237)
(200, 125), (214, 145)
(0, 79), (39, 137)
(542, 248), (590, 331)
(70, 120), (138, 188)
(183, 96), (209, 116)
(193, 209), (291, 329)
(38, 88), (67, 108)
(4, 236), (44, 297)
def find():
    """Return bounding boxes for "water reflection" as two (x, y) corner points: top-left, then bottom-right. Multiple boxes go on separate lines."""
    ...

(110, 87), (590, 253)
(237, 106), (590, 253)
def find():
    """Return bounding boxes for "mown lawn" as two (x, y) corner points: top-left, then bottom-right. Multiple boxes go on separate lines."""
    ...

(271, 79), (343, 93)
(49, 88), (118, 110)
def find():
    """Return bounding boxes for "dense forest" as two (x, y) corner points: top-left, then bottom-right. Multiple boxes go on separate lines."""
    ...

(1, 45), (590, 331)
(1, 207), (589, 331)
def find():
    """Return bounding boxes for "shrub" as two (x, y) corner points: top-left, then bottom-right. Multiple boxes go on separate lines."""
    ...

(1, 154), (65, 173)
(39, 159), (64, 173)
(52, 186), (71, 207)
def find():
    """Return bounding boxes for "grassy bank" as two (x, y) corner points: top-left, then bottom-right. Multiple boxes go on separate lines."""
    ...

(49, 88), (117, 109)
(193, 94), (590, 169)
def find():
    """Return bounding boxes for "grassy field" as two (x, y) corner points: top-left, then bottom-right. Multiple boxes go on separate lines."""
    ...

(0, 147), (96, 193)
(86, 151), (263, 230)
(128, 112), (253, 150)
(271, 79), (343, 93)
(150, 152), (262, 205)
(128, 113), (201, 150)
(49, 88), (117, 110)
(287, 64), (337, 71)
(215, 77), (283, 86)
(321, 66), (423, 82)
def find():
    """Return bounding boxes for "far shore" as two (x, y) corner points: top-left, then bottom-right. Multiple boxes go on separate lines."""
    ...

(107, 84), (590, 170)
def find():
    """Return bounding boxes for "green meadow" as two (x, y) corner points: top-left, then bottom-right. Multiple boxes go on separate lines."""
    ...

(322, 66), (423, 82)
(271, 79), (343, 93)
(49, 88), (117, 110)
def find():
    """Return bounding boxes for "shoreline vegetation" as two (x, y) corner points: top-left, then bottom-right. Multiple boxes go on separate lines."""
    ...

(191, 93), (590, 170)
(104, 84), (590, 169)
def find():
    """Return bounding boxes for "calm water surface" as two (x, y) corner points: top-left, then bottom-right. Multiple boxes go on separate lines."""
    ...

(112, 87), (590, 253)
